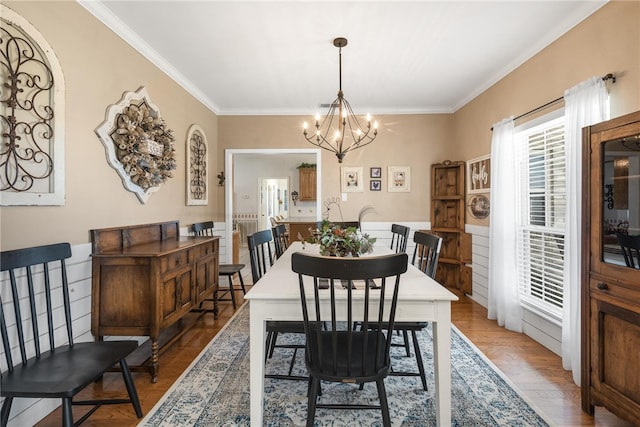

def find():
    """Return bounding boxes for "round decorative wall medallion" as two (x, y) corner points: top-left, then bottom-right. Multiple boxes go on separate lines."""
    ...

(468, 194), (490, 219)
(95, 87), (176, 203)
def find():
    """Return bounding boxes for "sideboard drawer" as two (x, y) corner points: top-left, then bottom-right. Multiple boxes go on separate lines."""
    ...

(160, 250), (192, 273)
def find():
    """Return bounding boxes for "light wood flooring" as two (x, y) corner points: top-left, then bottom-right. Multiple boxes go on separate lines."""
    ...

(34, 250), (634, 427)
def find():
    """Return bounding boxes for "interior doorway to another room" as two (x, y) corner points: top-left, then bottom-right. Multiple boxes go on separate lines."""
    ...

(224, 149), (321, 264)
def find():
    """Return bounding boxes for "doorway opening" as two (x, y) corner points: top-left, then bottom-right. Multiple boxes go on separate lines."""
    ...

(224, 148), (321, 263)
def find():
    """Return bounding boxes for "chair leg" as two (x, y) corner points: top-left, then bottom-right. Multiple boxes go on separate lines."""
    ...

(376, 378), (391, 427)
(228, 275), (237, 309)
(120, 358), (144, 418)
(411, 330), (428, 391)
(61, 397), (73, 427)
(306, 377), (320, 427)
(238, 272), (247, 294)
(1, 397), (13, 427)
(268, 331), (279, 358)
(265, 331), (274, 362)
(402, 330), (411, 357)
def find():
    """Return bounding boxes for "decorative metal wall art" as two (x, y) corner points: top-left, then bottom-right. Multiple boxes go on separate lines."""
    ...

(1, 5), (66, 206)
(186, 124), (208, 205)
(95, 87), (176, 203)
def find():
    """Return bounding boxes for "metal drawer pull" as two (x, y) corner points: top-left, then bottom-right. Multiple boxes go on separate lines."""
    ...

(597, 282), (608, 290)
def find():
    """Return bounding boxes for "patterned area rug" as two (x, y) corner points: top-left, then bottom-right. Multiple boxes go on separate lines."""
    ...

(139, 304), (551, 426)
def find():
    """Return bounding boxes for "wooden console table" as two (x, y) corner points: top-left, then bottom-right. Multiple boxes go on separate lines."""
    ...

(90, 220), (219, 382)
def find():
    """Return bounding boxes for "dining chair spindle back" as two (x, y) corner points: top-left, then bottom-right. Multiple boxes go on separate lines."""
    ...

(0, 243), (143, 427)
(291, 252), (408, 427)
(271, 224), (289, 258)
(247, 229), (306, 380)
(192, 221), (246, 310)
(390, 223), (410, 253)
(617, 232), (640, 269)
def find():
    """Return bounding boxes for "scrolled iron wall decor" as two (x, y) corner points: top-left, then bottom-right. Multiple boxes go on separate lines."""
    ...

(1, 5), (66, 206)
(95, 87), (176, 203)
(186, 124), (208, 205)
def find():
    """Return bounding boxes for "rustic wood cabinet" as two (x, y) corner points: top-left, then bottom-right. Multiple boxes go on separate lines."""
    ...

(431, 160), (472, 293)
(581, 111), (640, 425)
(299, 167), (317, 201)
(90, 220), (219, 382)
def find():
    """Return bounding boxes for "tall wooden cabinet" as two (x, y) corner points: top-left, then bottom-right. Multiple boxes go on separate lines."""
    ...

(581, 111), (640, 425)
(299, 167), (317, 201)
(431, 160), (472, 293)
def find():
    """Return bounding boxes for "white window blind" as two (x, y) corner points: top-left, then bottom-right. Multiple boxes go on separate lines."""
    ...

(516, 117), (565, 320)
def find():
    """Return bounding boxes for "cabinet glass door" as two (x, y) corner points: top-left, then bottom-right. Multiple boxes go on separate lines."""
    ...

(602, 133), (640, 268)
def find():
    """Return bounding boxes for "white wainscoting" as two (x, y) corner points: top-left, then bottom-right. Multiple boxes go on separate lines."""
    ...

(464, 224), (561, 356)
(0, 226), (230, 427)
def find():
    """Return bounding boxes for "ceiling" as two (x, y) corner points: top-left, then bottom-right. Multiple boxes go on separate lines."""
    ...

(79, 1), (607, 116)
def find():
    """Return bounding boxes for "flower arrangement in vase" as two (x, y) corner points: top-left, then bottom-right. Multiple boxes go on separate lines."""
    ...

(306, 220), (376, 257)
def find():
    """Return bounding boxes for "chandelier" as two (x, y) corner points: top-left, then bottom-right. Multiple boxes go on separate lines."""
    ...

(303, 37), (378, 163)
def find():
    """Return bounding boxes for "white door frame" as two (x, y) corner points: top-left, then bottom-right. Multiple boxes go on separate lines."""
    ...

(224, 148), (321, 263)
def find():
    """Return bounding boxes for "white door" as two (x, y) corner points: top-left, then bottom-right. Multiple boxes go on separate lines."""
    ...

(258, 177), (289, 230)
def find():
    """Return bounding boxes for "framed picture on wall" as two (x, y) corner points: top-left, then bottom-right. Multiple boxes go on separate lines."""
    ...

(467, 154), (491, 194)
(370, 180), (381, 191)
(388, 166), (410, 192)
(370, 167), (382, 178)
(341, 166), (364, 192)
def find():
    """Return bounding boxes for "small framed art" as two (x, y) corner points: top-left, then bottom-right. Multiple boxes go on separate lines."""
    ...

(370, 180), (381, 191)
(388, 166), (410, 192)
(467, 155), (491, 194)
(341, 166), (364, 192)
(370, 167), (381, 178)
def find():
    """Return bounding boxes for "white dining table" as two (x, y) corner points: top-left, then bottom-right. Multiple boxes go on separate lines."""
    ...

(244, 241), (459, 426)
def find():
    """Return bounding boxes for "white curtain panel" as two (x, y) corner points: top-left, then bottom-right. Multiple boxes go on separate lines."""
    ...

(488, 117), (523, 332)
(562, 77), (609, 385)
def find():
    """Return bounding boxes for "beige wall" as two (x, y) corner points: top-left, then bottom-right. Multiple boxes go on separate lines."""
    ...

(1, 1), (638, 249)
(454, 0), (639, 163)
(454, 0), (639, 226)
(1, 1), (219, 250)
(218, 114), (456, 222)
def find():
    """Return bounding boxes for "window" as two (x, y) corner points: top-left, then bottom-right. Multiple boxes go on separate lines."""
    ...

(516, 116), (565, 321)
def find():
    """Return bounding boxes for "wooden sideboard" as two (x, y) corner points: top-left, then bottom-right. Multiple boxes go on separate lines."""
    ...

(90, 220), (219, 382)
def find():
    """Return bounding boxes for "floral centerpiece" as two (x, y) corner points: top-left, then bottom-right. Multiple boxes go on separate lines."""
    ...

(305, 220), (376, 257)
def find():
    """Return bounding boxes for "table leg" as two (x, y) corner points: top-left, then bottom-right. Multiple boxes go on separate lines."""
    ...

(432, 303), (452, 426)
(249, 303), (266, 426)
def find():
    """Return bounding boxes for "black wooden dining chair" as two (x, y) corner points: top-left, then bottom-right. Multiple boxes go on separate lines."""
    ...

(192, 221), (246, 310)
(617, 233), (640, 269)
(247, 229), (306, 380)
(390, 231), (443, 390)
(271, 224), (289, 258)
(390, 223), (410, 253)
(363, 230), (442, 392)
(291, 252), (408, 427)
(0, 243), (143, 427)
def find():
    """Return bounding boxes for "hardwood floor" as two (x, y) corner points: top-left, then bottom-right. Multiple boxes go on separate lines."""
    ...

(34, 266), (633, 426)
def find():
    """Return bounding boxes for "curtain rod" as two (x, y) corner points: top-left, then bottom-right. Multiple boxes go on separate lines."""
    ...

(490, 73), (616, 131)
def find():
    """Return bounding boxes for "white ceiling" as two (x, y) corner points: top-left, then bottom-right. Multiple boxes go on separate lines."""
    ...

(79, 1), (607, 116)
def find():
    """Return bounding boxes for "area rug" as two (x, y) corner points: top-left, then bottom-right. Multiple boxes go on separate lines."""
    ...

(139, 303), (551, 426)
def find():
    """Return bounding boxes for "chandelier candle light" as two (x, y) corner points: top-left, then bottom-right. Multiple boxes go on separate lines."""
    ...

(303, 37), (378, 163)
